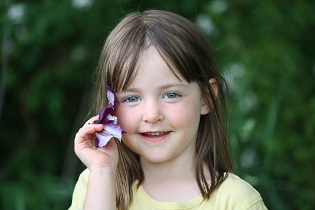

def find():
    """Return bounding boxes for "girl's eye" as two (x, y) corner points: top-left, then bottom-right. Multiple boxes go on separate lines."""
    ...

(124, 96), (140, 102)
(164, 92), (180, 99)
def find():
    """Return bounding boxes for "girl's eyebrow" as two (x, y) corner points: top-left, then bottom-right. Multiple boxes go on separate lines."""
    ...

(124, 83), (188, 92)
(159, 83), (188, 89)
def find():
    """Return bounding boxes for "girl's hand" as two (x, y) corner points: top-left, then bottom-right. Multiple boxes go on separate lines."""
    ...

(74, 116), (119, 172)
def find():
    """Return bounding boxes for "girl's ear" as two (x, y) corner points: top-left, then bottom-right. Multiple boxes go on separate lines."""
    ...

(209, 78), (218, 97)
(200, 78), (218, 115)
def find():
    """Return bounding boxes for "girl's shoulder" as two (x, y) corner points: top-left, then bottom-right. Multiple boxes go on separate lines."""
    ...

(219, 173), (261, 195)
(209, 173), (267, 209)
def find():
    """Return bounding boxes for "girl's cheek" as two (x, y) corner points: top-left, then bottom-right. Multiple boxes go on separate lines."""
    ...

(116, 110), (132, 130)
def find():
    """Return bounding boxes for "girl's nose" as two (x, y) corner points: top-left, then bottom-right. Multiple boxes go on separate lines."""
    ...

(142, 101), (164, 123)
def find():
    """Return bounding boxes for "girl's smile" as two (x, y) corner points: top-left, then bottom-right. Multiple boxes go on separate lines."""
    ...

(115, 46), (209, 164)
(139, 131), (171, 142)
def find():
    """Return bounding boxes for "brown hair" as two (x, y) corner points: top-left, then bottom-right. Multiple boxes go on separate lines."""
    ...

(91, 10), (233, 210)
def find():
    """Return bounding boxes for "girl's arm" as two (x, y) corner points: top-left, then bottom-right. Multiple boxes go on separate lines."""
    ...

(74, 116), (118, 210)
(84, 164), (116, 210)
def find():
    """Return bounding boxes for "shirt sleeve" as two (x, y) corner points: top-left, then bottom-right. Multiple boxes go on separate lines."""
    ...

(68, 169), (90, 210)
(214, 174), (268, 210)
(246, 200), (268, 210)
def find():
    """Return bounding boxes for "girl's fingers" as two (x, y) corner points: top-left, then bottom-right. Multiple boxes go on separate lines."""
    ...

(75, 116), (103, 145)
(75, 125), (103, 143)
(83, 115), (100, 127)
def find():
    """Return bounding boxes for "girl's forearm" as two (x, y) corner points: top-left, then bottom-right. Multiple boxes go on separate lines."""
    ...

(83, 167), (116, 210)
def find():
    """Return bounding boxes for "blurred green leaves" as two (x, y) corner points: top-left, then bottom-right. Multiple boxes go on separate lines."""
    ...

(1, 0), (314, 209)
(207, 0), (315, 209)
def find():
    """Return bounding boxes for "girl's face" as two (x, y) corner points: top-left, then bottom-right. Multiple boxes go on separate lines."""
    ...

(115, 47), (209, 165)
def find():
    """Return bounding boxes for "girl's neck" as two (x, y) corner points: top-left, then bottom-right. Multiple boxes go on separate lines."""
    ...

(140, 153), (196, 182)
(139, 157), (212, 202)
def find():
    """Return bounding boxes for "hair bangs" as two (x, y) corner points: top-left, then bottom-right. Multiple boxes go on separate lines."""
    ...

(146, 16), (204, 84)
(104, 10), (207, 93)
(103, 25), (151, 92)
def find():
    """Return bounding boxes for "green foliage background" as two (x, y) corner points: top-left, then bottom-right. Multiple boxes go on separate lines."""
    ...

(0, 0), (314, 209)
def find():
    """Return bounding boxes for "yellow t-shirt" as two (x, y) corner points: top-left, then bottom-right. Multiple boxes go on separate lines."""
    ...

(69, 169), (267, 210)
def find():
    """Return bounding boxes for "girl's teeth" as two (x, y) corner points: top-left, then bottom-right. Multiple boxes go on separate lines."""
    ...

(144, 132), (167, 136)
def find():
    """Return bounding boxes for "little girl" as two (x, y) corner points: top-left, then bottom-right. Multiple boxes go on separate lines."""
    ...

(69, 10), (267, 210)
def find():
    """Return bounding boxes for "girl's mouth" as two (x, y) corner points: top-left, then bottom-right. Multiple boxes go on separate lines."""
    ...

(141, 132), (170, 137)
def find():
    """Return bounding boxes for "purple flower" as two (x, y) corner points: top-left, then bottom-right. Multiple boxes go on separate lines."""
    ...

(94, 87), (127, 147)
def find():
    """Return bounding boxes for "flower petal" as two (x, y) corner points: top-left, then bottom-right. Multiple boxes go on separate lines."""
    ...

(106, 87), (115, 106)
(104, 123), (126, 141)
(94, 107), (114, 124)
(93, 87), (116, 124)
(95, 130), (114, 147)
(93, 86), (127, 147)
(95, 124), (127, 147)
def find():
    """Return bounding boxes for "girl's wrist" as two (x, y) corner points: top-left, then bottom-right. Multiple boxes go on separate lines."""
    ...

(89, 165), (117, 176)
